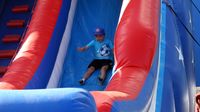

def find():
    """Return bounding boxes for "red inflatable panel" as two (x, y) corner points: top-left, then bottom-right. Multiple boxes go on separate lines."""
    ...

(91, 0), (160, 111)
(0, 0), (62, 89)
(12, 5), (29, 13)
(0, 50), (16, 59)
(2, 35), (21, 43)
(6, 20), (25, 28)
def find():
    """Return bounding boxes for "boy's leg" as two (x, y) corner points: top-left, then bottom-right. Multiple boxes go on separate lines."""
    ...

(99, 65), (109, 81)
(82, 66), (95, 80)
(79, 66), (95, 85)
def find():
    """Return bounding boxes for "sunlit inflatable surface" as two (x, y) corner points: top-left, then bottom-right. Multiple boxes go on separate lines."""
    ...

(0, 0), (199, 112)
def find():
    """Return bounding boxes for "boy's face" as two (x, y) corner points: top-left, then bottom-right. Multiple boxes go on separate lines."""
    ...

(95, 35), (104, 42)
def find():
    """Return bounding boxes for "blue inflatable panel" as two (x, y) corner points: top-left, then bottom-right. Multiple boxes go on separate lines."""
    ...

(192, 0), (200, 86)
(0, 88), (97, 112)
(192, 0), (200, 12)
(156, 1), (195, 111)
(168, 0), (192, 32)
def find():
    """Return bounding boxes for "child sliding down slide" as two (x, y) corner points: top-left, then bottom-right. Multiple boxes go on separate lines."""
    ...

(77, 27), (114, 85)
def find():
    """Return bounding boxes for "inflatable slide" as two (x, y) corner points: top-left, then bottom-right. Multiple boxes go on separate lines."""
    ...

(0, 0), (198, 112)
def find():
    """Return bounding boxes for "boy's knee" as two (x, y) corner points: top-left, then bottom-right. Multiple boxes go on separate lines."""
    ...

(101, 65), (109, 70)
(89, 66), (95, 71)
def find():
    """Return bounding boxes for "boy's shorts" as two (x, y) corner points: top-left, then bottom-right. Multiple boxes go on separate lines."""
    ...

(88, 59), (113, 70)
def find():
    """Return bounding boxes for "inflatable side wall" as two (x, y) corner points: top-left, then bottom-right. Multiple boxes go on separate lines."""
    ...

(192, 0), (200, 86)
(155, 0), (196, 111)
(0, 0), (68, 89)
(91, 0), (160, 111)
(25, 0), (72, 89)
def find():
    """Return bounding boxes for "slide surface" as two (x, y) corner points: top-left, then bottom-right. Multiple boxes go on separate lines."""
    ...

(59, 0), (122, 91)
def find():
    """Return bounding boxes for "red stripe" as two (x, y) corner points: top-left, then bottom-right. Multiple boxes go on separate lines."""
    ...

(0, 0), (62, 89)
(91, 0), (160, 111)
(2, 35), (21, 43)
(6, 20), (25, 28)
(0, 50), (16, 59)
(12, 5), (29, 13)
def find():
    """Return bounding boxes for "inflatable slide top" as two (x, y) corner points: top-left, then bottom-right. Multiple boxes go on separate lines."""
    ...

(1, 0), (195, 112)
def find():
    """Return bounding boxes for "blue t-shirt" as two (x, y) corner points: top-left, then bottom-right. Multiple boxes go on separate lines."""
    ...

(86, 39), (114, 60)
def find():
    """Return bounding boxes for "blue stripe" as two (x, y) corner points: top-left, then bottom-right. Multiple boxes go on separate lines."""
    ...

(26, 0), (72, 89)
(155, 1), (167, 112)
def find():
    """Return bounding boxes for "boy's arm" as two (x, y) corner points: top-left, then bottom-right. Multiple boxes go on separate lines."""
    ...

(77, 40), (94, 52)
(77, 46), (89, 52)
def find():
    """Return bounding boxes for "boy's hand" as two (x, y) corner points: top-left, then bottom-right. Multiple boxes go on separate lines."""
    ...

(77, 47), (88, 52)
(77, 47), (84, 52)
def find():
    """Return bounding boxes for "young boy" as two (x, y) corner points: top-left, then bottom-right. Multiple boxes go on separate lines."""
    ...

(77, 27), (114, 85)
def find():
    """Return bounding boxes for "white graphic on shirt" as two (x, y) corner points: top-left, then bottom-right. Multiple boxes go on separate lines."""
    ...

(98, 44), (111, 57)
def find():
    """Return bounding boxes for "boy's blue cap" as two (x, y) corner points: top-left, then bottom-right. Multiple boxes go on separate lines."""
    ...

(94, 27), (105, 36)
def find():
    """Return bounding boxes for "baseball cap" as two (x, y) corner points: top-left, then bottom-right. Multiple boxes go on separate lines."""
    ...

(94, 27), (105, 36)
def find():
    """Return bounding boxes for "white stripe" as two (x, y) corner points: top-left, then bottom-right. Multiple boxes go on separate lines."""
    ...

(117, 0), (131, 25)
(47, 0), (77, 88)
